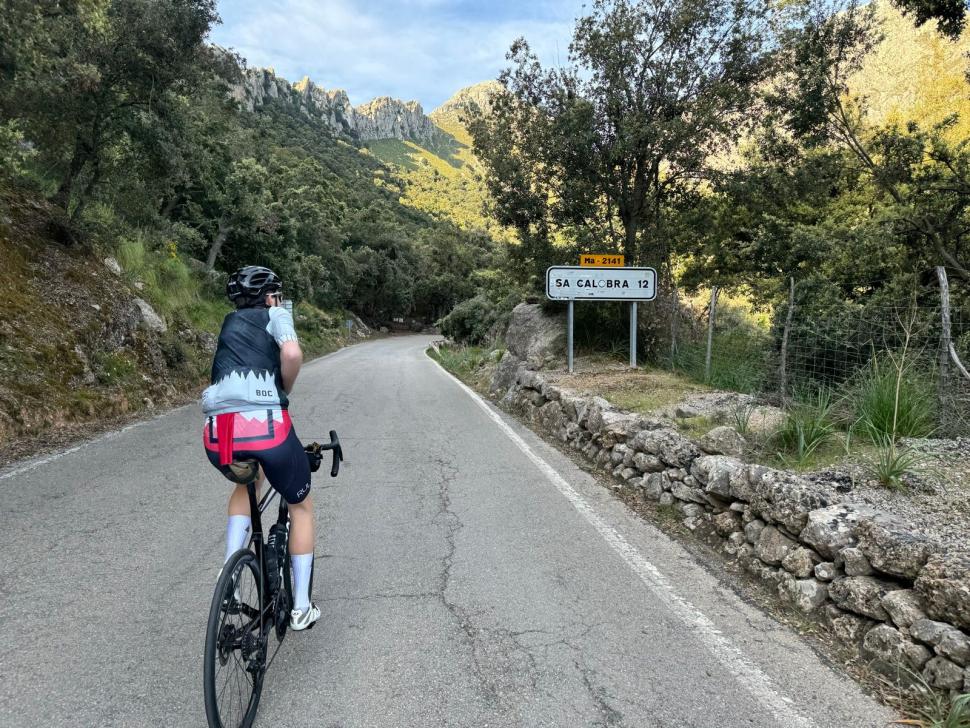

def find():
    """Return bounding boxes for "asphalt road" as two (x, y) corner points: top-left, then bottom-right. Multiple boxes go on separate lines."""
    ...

(0, 335), (896, 727)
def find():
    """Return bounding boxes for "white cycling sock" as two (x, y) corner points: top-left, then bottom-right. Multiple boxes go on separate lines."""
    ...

(224, 515), (251, 563)
(291, 553), (313, 612)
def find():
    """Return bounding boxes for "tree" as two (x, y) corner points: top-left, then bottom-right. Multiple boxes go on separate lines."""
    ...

(891, 0), (967, 38)
(470, 0), (772, 288)
(770, 0), (970, 280)
(6, 0), (219, 223)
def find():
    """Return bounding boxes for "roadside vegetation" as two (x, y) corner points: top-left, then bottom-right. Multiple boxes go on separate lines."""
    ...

(0, 1), (513, 447)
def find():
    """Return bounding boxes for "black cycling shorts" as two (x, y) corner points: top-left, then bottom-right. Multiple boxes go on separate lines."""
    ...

(203, 410), (312, 504)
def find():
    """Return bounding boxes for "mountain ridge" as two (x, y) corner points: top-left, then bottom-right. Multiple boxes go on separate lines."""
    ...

(230, 64), (446, 145)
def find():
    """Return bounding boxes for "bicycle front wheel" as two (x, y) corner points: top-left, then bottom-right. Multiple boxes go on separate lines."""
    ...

(204, 549), (265, 728)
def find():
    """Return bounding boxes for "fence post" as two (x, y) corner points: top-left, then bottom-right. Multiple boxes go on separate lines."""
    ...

(779, 277), (795, 402)
(704, 286), (720, 383)
(938, 266), (970, 381)
(669, 287), (679, 367)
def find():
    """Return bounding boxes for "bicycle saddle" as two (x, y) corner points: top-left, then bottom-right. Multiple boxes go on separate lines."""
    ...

(221, 459), (259, 485)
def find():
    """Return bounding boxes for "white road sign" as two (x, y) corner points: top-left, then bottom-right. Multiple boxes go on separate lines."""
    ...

(546, 266), (657, 301)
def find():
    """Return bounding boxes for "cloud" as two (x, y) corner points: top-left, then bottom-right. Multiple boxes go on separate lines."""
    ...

(210, 0), (584, 109)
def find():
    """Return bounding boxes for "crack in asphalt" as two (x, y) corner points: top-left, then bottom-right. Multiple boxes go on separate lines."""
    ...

(430, 454), (544, 713)
(576, 659), (628, 728)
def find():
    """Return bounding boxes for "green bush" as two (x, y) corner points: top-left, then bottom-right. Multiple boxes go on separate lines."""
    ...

(439, 293), (510, 344)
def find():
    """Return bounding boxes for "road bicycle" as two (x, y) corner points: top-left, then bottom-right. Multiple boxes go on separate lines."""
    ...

(203, 431), (343, 728)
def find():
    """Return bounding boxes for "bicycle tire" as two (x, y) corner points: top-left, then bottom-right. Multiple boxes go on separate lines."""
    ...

(203, 549), (265, 728)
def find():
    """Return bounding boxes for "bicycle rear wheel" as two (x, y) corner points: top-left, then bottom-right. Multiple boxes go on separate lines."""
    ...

(204, 550), (265, 728)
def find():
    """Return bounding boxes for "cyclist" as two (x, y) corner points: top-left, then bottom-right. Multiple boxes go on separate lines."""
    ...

(201, 265), (320, 631)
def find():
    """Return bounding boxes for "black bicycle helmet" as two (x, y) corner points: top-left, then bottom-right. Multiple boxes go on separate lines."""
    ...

(226, 266), (282, 308)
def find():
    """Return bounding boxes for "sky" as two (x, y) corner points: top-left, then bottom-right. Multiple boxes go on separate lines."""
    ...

(210, 0), (587, 111)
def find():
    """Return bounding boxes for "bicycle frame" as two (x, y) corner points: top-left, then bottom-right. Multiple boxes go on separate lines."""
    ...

(245, 481), (288, 627)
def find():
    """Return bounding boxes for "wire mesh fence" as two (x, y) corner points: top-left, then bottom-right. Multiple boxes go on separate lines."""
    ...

(664, 269), (970, 438)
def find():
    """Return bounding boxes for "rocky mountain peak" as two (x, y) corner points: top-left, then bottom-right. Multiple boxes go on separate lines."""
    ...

(228, 64), (443, 145)
(431, 81), (503, 121)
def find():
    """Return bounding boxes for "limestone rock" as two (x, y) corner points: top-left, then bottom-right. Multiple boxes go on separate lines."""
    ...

(132, 298), (167, 333)
(632, 452), (664, 473)
(537, 401), (564, 433)
(881, 590), (928, 631)
(671, 482), (707, 504)
(598, 411), (639, 448)
(815, 562), (839, 581)
(749, 468), (832, 534)
(755, 526), (797, 566)
(829, 576), (901, 621)
(778, 577), (828, 612)
(910, 620), (970, 667)
(697, 425), (747, 457)
(728, 465), (758, 503)
(923, 656), (965, 690)
(863, 624), (932, 670)
(713, 511), (743, 537)
(504, 303), (565, 367)
(641, 476), (664, 501)
(744, 518), (766, 545)
(914, 552), (970, 631)
(856, 518), (935, 580)
(630, 429), (700, 469)
(840, 547), (874, 577)
(489, 351), (522, 396)
(679, 502), (705, 518)
(690, 455), (743, 498)
(782, 547), (821, 579)
(799, 504), (879, 560)
(104, 257), (122, 276)
(829, 608), (875, 644)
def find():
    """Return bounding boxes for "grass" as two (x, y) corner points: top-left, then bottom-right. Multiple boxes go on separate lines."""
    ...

(733, 401), (757, 436)
(565, 356), (707, 414)
(427, 343), (497, 393)
(774, 389), (838, 466)
(672, 332), (770, 393)
(678, 415), (719, 439)
(428, 343), (489, 376)
(115, 234), (229, 332)
(847, 359), (936, 441)
(890, 669), (970, 727)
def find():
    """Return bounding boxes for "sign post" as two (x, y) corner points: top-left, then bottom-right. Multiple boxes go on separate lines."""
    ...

(546, 265), (657, 373)
(567, 300), (574, 373)
(630, 301), (638, 368)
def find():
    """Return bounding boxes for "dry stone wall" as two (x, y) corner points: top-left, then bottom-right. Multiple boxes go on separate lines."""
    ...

(492, 358), (970, 695)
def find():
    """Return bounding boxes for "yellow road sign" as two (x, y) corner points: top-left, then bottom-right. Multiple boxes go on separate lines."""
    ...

(580, 254), (625, 267)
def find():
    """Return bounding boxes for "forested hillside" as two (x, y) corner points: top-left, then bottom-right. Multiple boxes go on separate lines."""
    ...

(0, 0), (502, 446)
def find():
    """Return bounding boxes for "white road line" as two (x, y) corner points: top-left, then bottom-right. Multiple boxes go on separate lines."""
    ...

(0, 405), (192, 481)
(430, 355), (818, 728)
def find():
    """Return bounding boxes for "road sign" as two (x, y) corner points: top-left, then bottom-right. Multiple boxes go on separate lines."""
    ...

(580, 254), (625, 267)
(546, 266), (657, 301)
